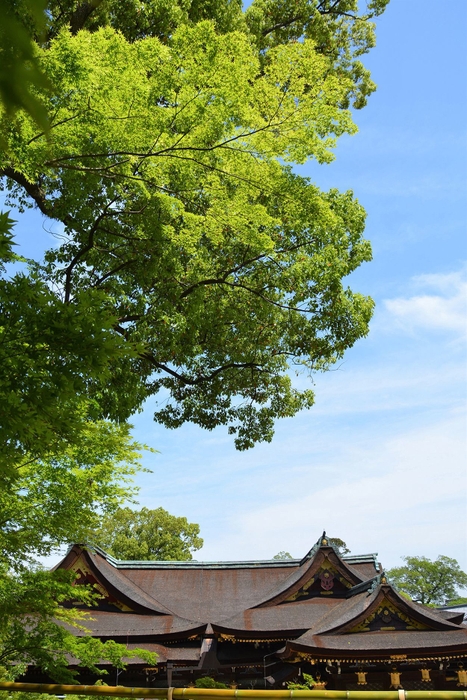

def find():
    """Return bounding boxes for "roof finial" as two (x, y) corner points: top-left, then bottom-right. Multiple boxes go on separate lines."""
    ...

(321, 530), (328, 546)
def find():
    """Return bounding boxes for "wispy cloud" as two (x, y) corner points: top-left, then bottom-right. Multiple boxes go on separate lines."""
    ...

(383, 267), (467, 336)
(204, 411), (467, 569)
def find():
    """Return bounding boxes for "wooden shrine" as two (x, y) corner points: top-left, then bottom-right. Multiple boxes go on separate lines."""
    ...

(28, 534), (467, 692)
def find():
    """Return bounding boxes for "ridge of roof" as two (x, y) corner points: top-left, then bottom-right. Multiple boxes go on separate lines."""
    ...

(343, 553), (380, 565)
(299, 531), (331, 565)
(78, 542), (378, 570)
(299, 532), (379, 568)
(90, 544), (300, 569)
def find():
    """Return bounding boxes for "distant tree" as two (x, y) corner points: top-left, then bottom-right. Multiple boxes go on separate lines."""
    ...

(195, 677), (228, 689)
(387, 556), (467, 606)
(287, 673), (316, 689)
(273, 551), (294, 560)
(93, 507), (203, 561)
(445, 596), (467, 607)
(329, 537), (350, 555)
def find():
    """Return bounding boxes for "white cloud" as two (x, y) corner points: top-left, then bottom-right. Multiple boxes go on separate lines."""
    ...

(201, 411), (467, 570)
(384, 267), (467, 335)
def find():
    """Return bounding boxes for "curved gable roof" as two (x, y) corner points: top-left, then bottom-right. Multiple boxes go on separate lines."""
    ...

(310, 580), (464, 636)
(253, 543), (368, 608)
(58, 545), (174, 615)
(54, 541), (381, 625)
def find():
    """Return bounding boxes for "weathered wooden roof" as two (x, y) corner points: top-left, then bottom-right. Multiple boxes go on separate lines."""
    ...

(56, 534), (467, 662)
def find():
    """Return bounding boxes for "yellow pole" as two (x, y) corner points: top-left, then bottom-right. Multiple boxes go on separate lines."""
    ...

(0, 684), (466, 700)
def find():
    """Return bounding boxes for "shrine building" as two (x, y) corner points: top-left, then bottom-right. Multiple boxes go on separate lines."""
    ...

(41, 533), (467, 692)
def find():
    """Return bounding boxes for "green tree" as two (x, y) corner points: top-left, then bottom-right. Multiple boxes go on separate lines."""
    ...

(93, 507), (203, 561)
(445, 596), (467, 606)
(273, 551), (294, 560)
(0, 1), (386, 684)
(0, 0), (386, 456)
(0, 567), (156, 683)
(0, 213), (135, 475)
(0, 422), (156, 680)
(0, 420), (149, 570)
(0, 0), (50, 131)
(387, 555), (467, 606)
(329, 537), (350, 555)
(195, 677), (229, 689)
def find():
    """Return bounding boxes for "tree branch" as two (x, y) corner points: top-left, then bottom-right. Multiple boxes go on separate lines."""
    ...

(63, 202), (117, 302)
(69, 0), (104, 35)
(92, 259), (137, 288)
(1, 167), (51, 218)
(262, 15), (303, 38)
(113, 323), (265, 386)
(141, 351), (265, 387)
(44, 113), (296, 165)
(179, 252), (269, 298)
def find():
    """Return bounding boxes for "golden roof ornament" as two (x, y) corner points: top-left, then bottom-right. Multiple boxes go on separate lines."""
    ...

(356, 668), (367, 685)
(389, 667), (403, 689)
(457, 665), (467, 687)
(421, 668), (431, 682)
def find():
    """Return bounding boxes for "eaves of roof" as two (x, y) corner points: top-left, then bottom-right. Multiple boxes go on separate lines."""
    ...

(281, 628), (467, 656)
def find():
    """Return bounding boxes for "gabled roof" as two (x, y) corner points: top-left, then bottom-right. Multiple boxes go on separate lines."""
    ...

(311, 579), (463, 636)
(278, 576), (467, 660)
(57, 545), (174, 615)
(253, 533), (374, 608)
(55, 539), (467, 661)
(57, 537), (378, 625)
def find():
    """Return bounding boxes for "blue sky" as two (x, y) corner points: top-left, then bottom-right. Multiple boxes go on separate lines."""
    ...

(6, 1), (467, 572)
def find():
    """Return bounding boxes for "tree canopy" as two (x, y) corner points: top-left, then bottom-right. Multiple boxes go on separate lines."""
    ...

(0, 566), (156, 683)
(273, 551), (294, 560)
(329, 537), (350, 554)
(0, 0), (392, 683)
(387, 555), (467, 606)
(0, 420), (155, 681)
(0, 421), (148, 570)
(93, 506), (203, 561)
(0, 0), (387, 459)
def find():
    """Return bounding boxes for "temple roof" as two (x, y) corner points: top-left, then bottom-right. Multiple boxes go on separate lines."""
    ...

(212, 597), (336, 635)
(70, 611), (206, 639)
(280, 629), (467, 656)
(56, 535), (467, 661)
(59, 536), (380, 624)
